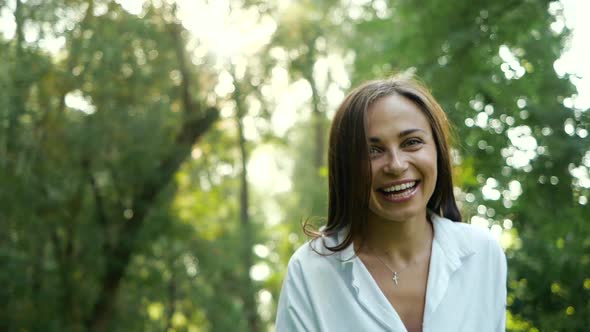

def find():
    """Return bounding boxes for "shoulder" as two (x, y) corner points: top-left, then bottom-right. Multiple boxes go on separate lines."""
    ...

(278, 233), (355, 331)
(283, 230), (357, 291)
(287, 234), (348, 271)
(432, 216), (508, 326)
(436, 215), (492, 239)
(433, 215), (506, 263)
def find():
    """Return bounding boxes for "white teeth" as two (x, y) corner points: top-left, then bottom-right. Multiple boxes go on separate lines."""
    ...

(383, 181), (416, 193)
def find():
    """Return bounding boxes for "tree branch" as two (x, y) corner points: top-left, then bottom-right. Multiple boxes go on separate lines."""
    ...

(84, 20), (218, 332)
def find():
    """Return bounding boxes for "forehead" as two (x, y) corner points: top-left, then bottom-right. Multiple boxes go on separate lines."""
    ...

(367, 94), (432, 136)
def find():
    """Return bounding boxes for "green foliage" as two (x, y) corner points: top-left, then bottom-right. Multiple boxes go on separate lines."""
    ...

(2, 0), (589, 331)
(1, 1), (219, 331)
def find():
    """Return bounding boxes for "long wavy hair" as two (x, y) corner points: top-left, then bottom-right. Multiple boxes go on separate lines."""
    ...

(304, 75), (461, 252)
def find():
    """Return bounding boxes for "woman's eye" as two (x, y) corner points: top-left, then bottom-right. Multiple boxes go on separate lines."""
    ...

(369, 146), (381, 154)
(404, 138), (424, 147)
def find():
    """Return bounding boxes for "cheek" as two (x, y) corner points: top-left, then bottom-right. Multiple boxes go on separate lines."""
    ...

(368, 191), (380, 213)
(428, 160), (438, 194)
(370, 160), (380, 180)
(431, 159), (438, 180)
(420, 151), (438, 187)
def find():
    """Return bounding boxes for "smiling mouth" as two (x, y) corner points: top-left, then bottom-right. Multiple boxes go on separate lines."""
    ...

(377, 181), (420, 202)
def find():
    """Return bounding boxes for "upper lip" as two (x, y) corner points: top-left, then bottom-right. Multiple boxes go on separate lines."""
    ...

(378, 179), (419, 190)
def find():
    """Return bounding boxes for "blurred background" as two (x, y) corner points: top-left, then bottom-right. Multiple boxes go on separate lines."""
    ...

(1, 0), (589, 331)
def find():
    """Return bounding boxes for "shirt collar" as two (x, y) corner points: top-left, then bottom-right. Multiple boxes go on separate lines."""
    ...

(429, 213), (477, 262)
(335, 212), (477, 264)
(333, 213), (478, 330)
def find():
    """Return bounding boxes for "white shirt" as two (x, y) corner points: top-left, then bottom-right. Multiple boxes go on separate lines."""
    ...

(275, 214), (507, 332)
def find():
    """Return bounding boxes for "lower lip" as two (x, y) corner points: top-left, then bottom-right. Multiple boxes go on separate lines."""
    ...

(379, 183), (419, 203)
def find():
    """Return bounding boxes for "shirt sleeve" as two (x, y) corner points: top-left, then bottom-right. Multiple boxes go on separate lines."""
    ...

(275, 256), (319, 332)
(493, 240), (508, 332)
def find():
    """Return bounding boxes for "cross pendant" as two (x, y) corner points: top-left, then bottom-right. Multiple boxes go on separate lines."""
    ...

(392, 272), (399, 286)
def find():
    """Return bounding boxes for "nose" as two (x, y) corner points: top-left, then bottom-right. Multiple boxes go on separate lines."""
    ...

(383, 149), (408, 175)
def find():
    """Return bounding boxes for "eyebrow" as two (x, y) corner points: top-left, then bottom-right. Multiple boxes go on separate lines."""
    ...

(369, 128), (426, 143)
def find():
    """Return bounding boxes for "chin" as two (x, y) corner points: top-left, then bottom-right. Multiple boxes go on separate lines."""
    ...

(369, 208), (425, 224)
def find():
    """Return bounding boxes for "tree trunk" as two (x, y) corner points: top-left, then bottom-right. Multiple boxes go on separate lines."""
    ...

(233, 71), (260, 332)
(84, 22), (218, 332)
(303, 40), (324, 170)
(9, 0), (25, 154)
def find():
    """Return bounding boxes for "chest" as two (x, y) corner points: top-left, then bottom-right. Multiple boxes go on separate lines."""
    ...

(303, 252), (499, 332)
(362, 255), (431, 331)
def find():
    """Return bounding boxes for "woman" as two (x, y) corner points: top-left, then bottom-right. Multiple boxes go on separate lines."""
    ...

(275, 76), (507, 331)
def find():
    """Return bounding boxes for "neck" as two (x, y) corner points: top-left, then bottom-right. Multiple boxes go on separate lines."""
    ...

(357, 211), (433, 263)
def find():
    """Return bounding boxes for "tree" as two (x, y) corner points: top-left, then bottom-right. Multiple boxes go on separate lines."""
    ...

(1, 1), (217, 330)
(3, 0), (588, 330)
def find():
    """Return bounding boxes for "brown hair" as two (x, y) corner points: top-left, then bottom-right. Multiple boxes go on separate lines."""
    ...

(304, 75), (461, 252)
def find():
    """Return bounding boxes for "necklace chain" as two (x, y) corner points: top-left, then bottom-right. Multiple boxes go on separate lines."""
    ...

(372, 252), (416, 286)
(368, 222), (434, 287)
(371, 243), (431, 287)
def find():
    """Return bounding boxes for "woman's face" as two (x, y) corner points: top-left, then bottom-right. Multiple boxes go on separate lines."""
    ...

(366, 94), (438, 223)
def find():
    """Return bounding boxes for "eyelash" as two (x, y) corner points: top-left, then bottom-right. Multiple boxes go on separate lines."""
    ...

(369, 138), (424, 154)
(403, 138), (424, 147)
(369, 146), (382, 154)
